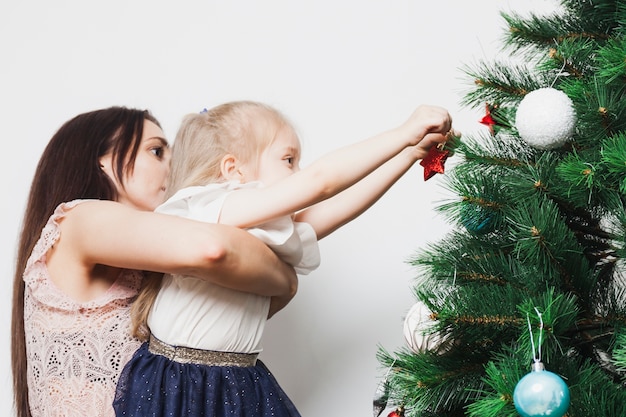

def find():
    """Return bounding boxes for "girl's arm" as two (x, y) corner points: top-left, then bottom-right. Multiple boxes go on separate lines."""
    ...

(294, 134), (443, 239)
(62, 200), (297, 297)
(218, 105), (452, 229)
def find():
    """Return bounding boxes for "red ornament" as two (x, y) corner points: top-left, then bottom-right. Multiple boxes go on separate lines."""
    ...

(479, 103), (497, 135)
(388, 406), (405, 417)
(419, 145), (450, 181)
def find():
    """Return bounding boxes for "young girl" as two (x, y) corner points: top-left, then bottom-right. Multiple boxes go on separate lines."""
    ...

(12, 106), (297, 417)
(113, 100), (454, 417)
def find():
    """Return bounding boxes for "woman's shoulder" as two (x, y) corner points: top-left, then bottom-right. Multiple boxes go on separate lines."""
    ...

(61, 198), (128, 216)
(26, 200), (92, 263)
(60, 199), (150, 234)
(24, 199), (128, 284)
(23, 199), (143, 308)
(45, 199), (127, 226)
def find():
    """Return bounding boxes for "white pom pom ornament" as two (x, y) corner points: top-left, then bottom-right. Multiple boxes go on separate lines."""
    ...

(403, 301), (450, 354)
(515, 87), (576, 149)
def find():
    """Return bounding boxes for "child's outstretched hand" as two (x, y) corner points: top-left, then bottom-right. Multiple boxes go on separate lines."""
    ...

(400, 105), (453, 146)
(398, 104), (459, 180)
(417, 129), (461, 180)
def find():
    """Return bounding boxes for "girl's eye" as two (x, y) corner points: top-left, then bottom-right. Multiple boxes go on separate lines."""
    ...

(285, 157), (294, 165)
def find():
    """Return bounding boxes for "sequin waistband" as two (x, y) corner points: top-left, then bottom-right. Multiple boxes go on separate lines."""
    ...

(148, 334), (258, 367)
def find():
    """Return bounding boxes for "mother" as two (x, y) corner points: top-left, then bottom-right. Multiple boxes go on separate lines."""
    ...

(11, 106), (297, 417)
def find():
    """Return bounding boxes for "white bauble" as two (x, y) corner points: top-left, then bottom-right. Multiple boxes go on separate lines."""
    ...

(403, 301), (449, 354)
(515, 87), (577, 150)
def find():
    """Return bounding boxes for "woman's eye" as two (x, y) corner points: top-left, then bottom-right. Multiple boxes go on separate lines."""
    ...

(285, 157), (294, 165)
(151, 147), (165, 158)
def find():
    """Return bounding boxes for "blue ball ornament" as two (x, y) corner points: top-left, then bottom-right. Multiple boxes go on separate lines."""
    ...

(513, 362), (570, 417)
(460, 203), (495, 235)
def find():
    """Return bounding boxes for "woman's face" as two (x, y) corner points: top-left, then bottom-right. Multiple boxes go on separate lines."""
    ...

(100, 120), (171, 211)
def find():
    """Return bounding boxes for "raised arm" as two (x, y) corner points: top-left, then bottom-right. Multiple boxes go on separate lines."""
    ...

(61, 200), (297, 297)
(219, 105), (452, 229)
(296, 132), (455, 238)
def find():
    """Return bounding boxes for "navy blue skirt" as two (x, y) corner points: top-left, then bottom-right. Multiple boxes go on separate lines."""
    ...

(113, 343), (301, 417)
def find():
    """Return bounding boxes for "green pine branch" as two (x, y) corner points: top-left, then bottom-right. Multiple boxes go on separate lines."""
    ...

(378, 1), (626, 415)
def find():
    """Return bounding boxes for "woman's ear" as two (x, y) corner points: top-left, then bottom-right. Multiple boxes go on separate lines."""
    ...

(99, 154), (113, 177)
(220, 154), (244, 181)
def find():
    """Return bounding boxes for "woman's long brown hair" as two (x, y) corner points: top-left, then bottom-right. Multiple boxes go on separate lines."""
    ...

(11, 107), (159, 417)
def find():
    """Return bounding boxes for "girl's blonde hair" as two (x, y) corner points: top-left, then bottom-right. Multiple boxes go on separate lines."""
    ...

(131, 100), (294, 340)
(167, 100), (293, 198)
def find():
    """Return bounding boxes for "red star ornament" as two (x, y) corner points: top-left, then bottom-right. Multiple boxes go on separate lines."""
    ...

(419, 145), (450, 180)
(479, 103), (497, 135)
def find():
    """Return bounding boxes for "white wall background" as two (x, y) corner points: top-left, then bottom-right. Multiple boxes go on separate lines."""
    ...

(0, 1), (557, 416)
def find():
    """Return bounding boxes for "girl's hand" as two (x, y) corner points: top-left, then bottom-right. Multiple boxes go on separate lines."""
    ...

(400, 105), (453, 146)
(410, 128), (461, 161)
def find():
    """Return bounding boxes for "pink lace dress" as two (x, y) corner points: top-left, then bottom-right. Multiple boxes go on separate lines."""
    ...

(23, 201), (143, 417)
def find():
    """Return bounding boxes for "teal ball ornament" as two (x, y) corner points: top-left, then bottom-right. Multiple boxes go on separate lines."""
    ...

(513, 363), (570, 417)
(460, 203), (495, 235)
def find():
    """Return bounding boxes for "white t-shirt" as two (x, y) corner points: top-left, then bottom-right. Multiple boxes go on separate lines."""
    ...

(147, 181), (320, 353)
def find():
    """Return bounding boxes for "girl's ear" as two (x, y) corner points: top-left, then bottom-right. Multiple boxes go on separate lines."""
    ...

(220, 154), (244, 181)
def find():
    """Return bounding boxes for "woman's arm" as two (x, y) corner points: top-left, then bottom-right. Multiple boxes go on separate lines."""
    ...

(63, 200), (297, 297)
(218, 105), (452, 229)
(267, 279), (299, 319)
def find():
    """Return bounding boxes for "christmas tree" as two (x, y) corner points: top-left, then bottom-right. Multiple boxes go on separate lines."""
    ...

(377, 1), (626, 416)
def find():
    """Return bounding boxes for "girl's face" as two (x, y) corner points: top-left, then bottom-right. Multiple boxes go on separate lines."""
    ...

(250, 126), (301, 186)
(101, 120), (171, 211)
